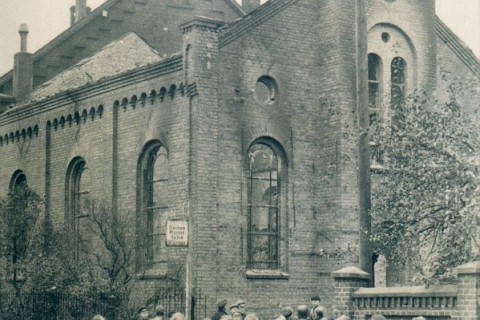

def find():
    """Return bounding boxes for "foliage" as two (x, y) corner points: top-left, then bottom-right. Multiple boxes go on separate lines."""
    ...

(80, 199), (138, 319)
(370, 75), (480, 284)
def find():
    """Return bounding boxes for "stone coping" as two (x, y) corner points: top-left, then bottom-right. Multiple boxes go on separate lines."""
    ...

(455, 260), (480, 275)
(352, 285), (457, 298)
(332, 266), (370, 280)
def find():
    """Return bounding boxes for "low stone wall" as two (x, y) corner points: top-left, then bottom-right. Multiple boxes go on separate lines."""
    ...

(352, 285), (456, 319)
(331, 261), (480, 320)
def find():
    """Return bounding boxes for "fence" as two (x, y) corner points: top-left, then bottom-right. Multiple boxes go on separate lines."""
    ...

(0, 287), (207, 320)
(331, 261), (480, 320)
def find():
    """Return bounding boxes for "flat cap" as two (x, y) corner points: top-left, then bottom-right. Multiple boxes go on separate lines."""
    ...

(280, 307), (293, 318)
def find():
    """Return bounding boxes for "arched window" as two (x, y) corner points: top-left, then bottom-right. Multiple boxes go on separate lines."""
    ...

(10, 170), (27, 193)
(9, 171), (29, 265)
(247, 141), (285, 270)
(66, 157), (88, 261)
(369, 54), (384, 166)
(391, 57), (406, 110)
(137, 141), (169, 270)
(368, 53), (382, 127)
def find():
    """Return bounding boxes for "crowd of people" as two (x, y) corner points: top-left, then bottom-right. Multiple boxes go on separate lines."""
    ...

(208, 296), (427, 320)
(89, 296), (428, 320)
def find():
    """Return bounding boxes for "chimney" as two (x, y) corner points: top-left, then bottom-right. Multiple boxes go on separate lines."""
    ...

(13, 24), (33, 101)
(70, 6), (76, 26)
(243, 0), (261, 14)
(75, 0), (87, 23)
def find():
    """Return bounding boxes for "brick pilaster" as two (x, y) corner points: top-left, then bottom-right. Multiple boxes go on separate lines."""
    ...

(454, 261), (480, 320)
(332, 266), (370, 317)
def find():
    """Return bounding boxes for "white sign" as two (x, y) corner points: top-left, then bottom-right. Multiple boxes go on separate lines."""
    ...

(166, 220), (188, 246)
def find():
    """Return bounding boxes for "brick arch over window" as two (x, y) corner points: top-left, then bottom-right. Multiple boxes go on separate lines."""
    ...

(10, 170), (27, 193)
(246, 137), (288, 271)
(65, 157), (88, 261)
(368, 23), (417, 115)
(136, 140), (169, 271)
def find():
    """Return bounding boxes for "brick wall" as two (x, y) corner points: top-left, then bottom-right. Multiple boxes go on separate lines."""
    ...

(207, 0), (367, 317)
(331, 261), (480, 320)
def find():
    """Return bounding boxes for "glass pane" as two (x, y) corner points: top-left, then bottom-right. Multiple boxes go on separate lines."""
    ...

(152, 181), (168, 208)
(251, 235), (269, 262)
(391, 84), (405, 109)
(152, 210), (164, 234)
(249, 144), (277, 175)
(369, 82), (379, 109)
(368, 54), (380, 81)
(250, 179), (276, 204)
(152, 234), (163, 262)
(153, 148), (168, 181)
(251, 206), (269, 232)
(391, 57), (406, 85)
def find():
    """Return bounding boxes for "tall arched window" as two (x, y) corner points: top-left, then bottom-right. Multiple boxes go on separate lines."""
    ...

(368, 53), (382, 112)
(247, 140), (285, 270)
(369, 54), (384, 165)
(9, 171), (29, 265)
(66, 157), (88, 261)
(391, 57), (406, 110)
(137, 141), (169, 270)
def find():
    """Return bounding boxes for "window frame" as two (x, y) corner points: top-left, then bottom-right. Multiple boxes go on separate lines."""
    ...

(65, 157), (88, 261)
(137, 140), (169, 272)
(245, 138), (287, 273)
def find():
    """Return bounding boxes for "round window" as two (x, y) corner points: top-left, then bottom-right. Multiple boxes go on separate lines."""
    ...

(255, 76), (277, 104)
(381, 32), (390, 43)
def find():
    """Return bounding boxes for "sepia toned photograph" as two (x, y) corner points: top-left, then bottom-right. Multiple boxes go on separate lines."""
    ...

(0, 1), (479, 319)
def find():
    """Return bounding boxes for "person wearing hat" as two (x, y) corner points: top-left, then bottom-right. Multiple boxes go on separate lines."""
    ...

(231, 309), (245, 320)
(296, 305), (309, 320)
(212, 299), (228, 320)
(312, 306), (327, 320)
(310, 296), (321, 309)
(137, 307), (151, 320)
(92, 315), (106, 320)
(280, 307), (294, 320)
(371, 315), (386, 320)
(412, 317), (426, 320)
(244, 314), (258, 320)
(234, 300), (246, 315)
(309, 296), (321, 320)
(152, 305), (165, 320)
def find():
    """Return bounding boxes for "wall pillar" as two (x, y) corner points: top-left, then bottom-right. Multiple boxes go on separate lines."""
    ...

(332, 266), (370, 318)
(454, 261), (480, 320)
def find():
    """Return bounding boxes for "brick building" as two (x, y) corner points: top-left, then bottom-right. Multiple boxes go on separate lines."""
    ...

(0, 0), (478, 317)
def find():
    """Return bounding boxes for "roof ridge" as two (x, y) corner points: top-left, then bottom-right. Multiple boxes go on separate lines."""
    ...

(435, 16), (480, 76)
(219, 0), (299, 47)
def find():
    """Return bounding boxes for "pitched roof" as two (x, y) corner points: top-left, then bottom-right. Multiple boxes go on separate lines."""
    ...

(28, 33), (162, 103)
(0, 0), (245, 89)
(435, 16), (480, 76)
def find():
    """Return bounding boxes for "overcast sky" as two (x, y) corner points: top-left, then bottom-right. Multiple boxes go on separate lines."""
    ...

(0, 0), (479, 76)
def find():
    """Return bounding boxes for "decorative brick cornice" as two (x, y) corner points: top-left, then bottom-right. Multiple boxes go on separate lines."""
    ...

(46, 105), (104, 133)
(114, 82), (186, 112)
(0, 55), (183, 126)
(0, 124), (39, 147)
